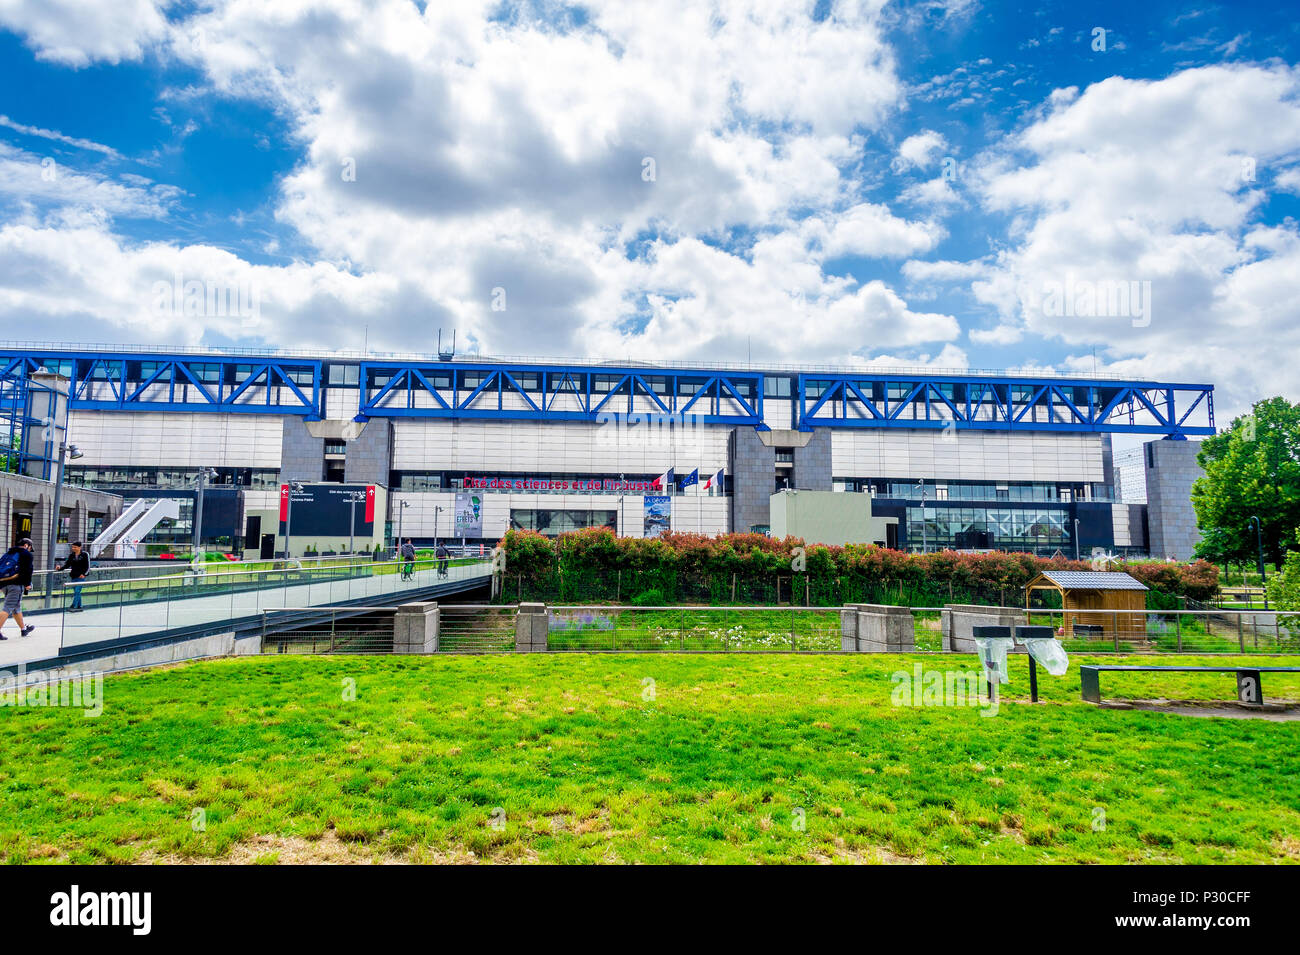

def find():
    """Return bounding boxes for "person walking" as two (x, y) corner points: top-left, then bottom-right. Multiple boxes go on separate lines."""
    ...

(0, 538), (37, 639)
(400, 539), (416, 580)
(435, 541), (450, 579)
(56, 540), (90, 612)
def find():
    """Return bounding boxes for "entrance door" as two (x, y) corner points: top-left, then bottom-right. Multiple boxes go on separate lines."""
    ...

(12, 511), (31, 548)
(260, 534), (276, 560)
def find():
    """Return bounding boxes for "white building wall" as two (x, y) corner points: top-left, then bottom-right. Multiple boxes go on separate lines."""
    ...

(830, 430), (1104, 483)
(67, 411), (284, 469)
(391, 419), (729, 474)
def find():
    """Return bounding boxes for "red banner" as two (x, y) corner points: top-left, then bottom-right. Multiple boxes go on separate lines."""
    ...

(279, 484), (289, 521)
(364, 485), (375, 523)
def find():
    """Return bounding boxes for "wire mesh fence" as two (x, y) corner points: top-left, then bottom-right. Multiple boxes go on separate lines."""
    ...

(263, 608), (397, 654)
(256, 603), (1300, 655)
(545, 606), (843, 652)
(436, 605), (518, 652)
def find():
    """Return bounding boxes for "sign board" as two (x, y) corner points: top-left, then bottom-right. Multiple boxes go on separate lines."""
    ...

(454, 491), (483, 538)
(643, 495), (671, 538)
(279, 484), (376, 537)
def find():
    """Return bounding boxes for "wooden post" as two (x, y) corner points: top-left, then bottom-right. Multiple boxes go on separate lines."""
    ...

(1238, 613), (1245, 652)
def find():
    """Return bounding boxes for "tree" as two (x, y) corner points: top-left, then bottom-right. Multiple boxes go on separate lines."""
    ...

(1191, 397), (1300, 567)
(1267, 543), (1300, 611)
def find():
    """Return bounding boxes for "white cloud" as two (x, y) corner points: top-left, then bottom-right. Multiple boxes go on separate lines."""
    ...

(0, 142), (179, 218)
(897, 130), (947, 170)
(0, 0), (170, 66)
(969, 63), (1300, 416)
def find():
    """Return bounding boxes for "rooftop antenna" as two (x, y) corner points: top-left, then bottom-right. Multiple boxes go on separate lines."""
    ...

(438, 328), (457, 361)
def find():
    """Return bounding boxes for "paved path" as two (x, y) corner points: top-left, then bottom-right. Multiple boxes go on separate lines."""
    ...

(0, 562), (491, 669)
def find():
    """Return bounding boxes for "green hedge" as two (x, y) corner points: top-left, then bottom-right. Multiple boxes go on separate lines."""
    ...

(497, 528), (1221, 607)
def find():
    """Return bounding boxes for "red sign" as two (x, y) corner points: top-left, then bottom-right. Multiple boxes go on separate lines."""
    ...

(279, 484), (289, 521)
(463, 475), (662, 492)
(364, 485), (376, 522)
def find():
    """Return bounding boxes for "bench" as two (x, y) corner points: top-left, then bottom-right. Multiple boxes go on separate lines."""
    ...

(1079, 665), (1300, 706)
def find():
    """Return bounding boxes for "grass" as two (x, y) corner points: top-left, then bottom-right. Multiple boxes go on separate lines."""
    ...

(1, 653), (1298, 864)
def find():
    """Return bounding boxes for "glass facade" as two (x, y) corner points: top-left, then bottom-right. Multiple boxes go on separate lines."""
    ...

(833, 478), (1114, 503)
(509, 509), (618, 536)
(67, 466), (280, 489)
(906, 505), (1070, 552)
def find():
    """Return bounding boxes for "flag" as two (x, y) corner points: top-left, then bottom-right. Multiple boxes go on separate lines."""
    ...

(703, 468), (725, 493)
(679, 468), (699, 490)
(658, 467), (675, 492)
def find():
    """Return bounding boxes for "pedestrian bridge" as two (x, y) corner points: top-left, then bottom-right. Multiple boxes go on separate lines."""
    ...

(0, 557), (494, 672)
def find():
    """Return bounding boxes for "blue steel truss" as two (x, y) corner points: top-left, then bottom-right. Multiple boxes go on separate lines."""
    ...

(0, 351), (323, 419)
(0, 349), (1217, 439)
(357, 362), (766, 426)
(796, 373), (1214, 438)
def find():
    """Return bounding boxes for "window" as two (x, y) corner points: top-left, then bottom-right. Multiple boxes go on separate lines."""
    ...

(324, 439), (346, 456)
(327, 364), (360, 386)
(508, 509), (616, 536)
(764, 376), (792, 398)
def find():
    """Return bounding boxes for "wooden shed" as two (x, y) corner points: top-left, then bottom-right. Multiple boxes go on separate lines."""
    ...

(1025, 570), (1148, 641)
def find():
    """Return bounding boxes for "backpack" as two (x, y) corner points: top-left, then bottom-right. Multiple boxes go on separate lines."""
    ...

(0, 549), (20, 581)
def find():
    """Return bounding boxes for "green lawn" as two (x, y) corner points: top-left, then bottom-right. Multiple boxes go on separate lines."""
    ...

(1, 654), (1298, 864)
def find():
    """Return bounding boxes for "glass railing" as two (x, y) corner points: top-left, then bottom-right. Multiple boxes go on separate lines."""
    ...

(49, 557), (494, 652)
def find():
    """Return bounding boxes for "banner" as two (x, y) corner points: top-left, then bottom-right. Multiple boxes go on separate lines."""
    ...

(643, 495), (671, 538)
(454, 491), (483, 538)
(364, 485), (376, 523)
(279, 484), (289, 521)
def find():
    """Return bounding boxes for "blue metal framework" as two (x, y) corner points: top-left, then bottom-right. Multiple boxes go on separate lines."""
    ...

(796, 373), (1214, 438)
(0, 363), (62, 478)
(357, 361), (766, 426)
(0, 349), (1216, 439)
(0, 351), (324, 419)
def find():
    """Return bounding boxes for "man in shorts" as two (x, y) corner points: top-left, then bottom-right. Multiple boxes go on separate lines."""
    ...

(0, 538), (36, 640)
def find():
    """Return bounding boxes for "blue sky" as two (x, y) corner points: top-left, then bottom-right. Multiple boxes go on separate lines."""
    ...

(0, 0), (1297, 418)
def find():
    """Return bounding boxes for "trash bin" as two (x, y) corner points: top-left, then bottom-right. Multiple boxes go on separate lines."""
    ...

(972, 625), (1015, 685)
(1016, 625), (1070, 676)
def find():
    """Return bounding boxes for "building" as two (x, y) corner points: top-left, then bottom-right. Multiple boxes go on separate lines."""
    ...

(769, 490), (897, 548)
(0, 346), (1217, 558)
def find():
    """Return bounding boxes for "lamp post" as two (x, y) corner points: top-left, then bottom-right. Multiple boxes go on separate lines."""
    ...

(397, 499), (410, 554)
(434, 505), (444, 546)
(344, 490), (366, 557)
(1073, 518), (1080, 561)
(193, 467), (218, 559)
(914, 479), (928, 553)
(43, 442), (83, 609)
(282, 480), (304, 560)
(1249, 515), (1268, 608)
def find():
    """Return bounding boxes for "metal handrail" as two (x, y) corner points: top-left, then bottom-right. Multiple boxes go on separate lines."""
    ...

(0, 338), (1142, 381)
(52, 556), (491, 591)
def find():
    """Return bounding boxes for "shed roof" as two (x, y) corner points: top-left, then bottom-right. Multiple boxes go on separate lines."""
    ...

(1036, 571), (1148, 591)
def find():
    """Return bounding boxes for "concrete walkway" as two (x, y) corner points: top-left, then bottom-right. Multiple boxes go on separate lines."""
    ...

(0, 561), (491, 669)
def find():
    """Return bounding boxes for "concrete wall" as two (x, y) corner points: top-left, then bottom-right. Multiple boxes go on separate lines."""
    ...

(0, 471), (122, 557)
(942, 605), (1027, 653)
(345, 420), (393, 486)
(26, 629), (261, 679)
(729, 428), (775, 533)
(840, 603), (915, 652)
(1145, 440), (1204, 560)
(280, 416), (325, 483)
(769, 489), (896, 546)
(793, 429), (832, 490)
